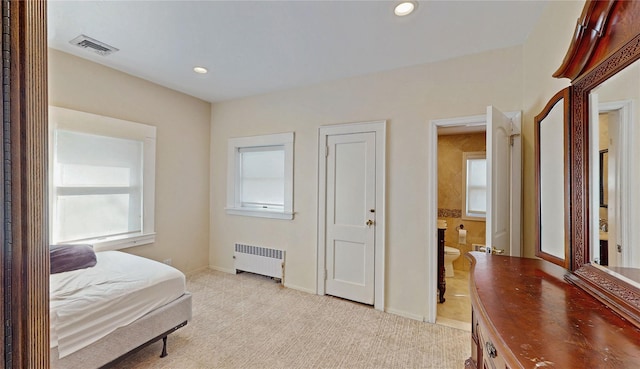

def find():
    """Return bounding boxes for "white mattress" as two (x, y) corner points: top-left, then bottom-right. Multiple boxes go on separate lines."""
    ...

(50, 251), (186, 359)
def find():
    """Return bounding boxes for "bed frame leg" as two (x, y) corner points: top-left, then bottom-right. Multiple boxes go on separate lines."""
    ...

(160, 336), (168, 358)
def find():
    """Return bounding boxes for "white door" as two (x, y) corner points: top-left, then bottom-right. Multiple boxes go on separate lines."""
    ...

(324, 132), (376, 305)
(608, 112), (620, 266)
(486, 106), (519, 255)
(590, 99), (633, 267)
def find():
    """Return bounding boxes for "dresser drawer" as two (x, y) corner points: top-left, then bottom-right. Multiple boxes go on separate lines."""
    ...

(469, 307), (510, 369)
(480, 334), (508, 369)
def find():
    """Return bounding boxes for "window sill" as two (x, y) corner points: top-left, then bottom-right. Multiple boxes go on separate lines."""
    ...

(225, 208), (294, 220)
(75, 232), (156, 252)
(462, 215), (486, 222)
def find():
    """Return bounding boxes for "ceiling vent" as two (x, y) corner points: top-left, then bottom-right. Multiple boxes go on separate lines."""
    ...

(69, 34), (119, 56)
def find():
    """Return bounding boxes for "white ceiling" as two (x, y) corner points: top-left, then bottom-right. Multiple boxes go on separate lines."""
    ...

(48, 0), (548, 103)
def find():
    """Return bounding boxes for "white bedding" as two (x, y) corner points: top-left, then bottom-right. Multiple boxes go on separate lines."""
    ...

(50, 251), (186, 359)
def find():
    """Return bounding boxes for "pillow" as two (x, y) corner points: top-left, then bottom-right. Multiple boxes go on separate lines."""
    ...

(50, 244), (97, 274)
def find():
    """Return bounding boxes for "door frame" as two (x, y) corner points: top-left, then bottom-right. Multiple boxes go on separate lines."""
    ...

(425, 111), (521, 323)
(317, 120), (386, 311)
(590, 100), (632, 267)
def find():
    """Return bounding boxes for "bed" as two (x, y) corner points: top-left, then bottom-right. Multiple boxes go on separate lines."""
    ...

(49, 249), (192, 369)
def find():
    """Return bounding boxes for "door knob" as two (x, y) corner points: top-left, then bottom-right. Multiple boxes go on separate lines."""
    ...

(366, 219), (375, 227)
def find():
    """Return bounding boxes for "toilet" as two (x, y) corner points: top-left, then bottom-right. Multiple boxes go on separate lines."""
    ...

(444, 246), (461, 277)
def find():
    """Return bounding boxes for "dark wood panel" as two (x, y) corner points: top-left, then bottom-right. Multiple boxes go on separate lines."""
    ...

(554, 0), (640, 81)
(581, 0), (640, 78)
(553, 0), (616, 80)
(0, 0), (5, 361)
(437, 228), (446, 303)
(468, 252), (640, 369)
(5, 0), (49, 368)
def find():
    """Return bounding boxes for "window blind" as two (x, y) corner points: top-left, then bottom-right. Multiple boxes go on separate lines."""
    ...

(53, 130), (143, 242)
(239, 146), (285, 208)
(466, 158), (487, 215)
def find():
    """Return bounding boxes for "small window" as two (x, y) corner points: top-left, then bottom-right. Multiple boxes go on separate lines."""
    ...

(226, 133), (294, 219)
(462, 152), (487, 220)
(49, 107), (156, 251)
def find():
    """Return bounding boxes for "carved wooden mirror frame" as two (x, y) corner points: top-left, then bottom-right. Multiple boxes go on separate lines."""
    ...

(534, 87), (571, 269)
(555, 0), (640, 328)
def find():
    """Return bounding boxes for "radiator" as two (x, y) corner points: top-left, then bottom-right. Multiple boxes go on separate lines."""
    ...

(234, 243), (285, 281)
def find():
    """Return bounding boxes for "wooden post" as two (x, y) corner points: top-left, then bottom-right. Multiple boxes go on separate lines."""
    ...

(2, 0), (49, 367)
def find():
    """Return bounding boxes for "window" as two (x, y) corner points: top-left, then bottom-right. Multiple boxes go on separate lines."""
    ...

(462, 152), (487, 220)
(227, 132), (294, 219)
(49, 107), (156, 251)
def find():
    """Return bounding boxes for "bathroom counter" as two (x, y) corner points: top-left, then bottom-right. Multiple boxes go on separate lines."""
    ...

(465, 252), (640, 369)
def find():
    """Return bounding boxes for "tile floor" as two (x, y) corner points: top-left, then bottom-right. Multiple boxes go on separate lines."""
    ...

(436, 269), (471, 331)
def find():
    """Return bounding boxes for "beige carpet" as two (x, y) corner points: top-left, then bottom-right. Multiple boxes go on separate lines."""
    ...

(111, 270), (470, 369)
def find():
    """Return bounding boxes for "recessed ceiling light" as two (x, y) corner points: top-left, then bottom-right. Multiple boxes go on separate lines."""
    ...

(394, 1), (416, 17)
(193, 66), (208, 74)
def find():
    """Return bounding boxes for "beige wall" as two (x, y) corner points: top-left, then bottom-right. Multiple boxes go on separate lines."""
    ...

(437, 133), (486, 271)
(521, 0), (584, 257)
(210, 46), (523, 319)
(49, 49), (211, 275)
(210, 0), (586, 319)
(47, 0), (588, 320)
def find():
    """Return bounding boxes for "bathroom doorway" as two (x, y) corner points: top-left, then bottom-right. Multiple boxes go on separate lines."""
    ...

(435, 127), (486, 329)
(425, 107), (522, 329)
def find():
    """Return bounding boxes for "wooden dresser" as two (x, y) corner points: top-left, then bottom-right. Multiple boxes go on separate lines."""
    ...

(467, 1), (640, 368)
(465, 252), (640, 369)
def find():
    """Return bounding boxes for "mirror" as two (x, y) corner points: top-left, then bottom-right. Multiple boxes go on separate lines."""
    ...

(556, 0), (640, 330)
(535, 88), (570, 267)
(589, 59), (640, 274)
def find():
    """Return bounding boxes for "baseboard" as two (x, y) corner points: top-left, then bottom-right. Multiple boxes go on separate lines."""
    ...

(385, 307), (424, 322)
(207, 267), (315, 294)
(284, 282), (316, 295)
(184, 266), (210, 277)
(435, 317), (472, 332)
(209, 265), (237, 274)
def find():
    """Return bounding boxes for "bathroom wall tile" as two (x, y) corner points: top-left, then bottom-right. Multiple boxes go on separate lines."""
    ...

(438, 208), (461, 218)
(439, 217), (485, 272)
(438, 132), (486, 271)
(437, 133), (485, 210)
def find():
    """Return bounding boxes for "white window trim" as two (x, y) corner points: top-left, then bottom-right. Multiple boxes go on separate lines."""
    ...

(226, 132), (294, 220)
(49, 106), (156, 251)
(462, 151), (487, 221)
